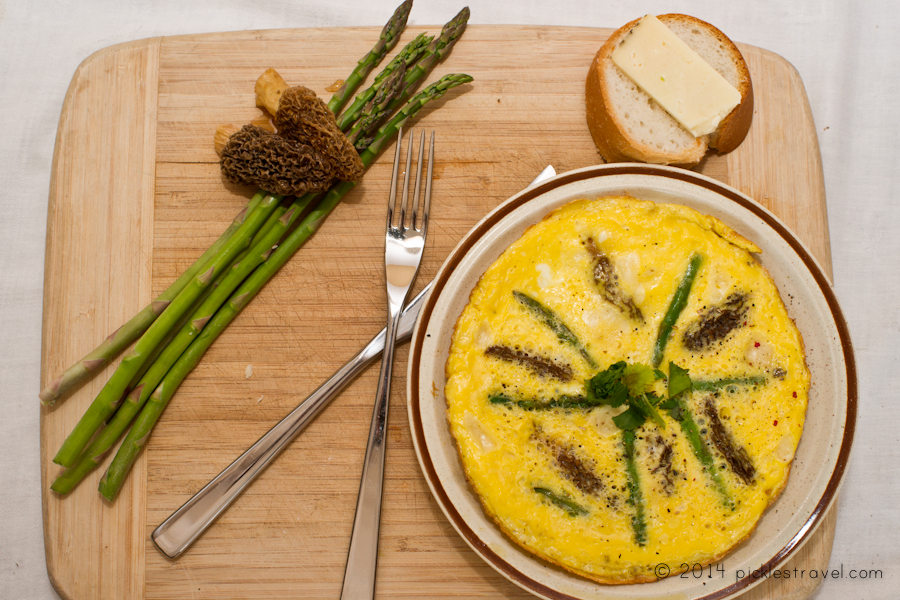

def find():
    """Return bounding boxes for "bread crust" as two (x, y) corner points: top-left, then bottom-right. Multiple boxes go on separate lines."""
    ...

(585, 14), (753, 166)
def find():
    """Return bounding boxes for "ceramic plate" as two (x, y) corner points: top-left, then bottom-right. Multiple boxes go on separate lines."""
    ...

(407, 164), (856, 600)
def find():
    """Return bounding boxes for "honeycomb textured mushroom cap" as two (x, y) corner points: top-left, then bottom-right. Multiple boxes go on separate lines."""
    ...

(220, 125), (344, 197)
(274, 86), (364, 182)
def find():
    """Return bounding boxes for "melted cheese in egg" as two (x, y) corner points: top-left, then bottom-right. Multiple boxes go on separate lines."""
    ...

(445, 196), (809, 584)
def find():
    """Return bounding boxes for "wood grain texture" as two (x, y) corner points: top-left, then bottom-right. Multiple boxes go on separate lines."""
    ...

(41, 37), (160, 600)
(41, 25), (833, 600)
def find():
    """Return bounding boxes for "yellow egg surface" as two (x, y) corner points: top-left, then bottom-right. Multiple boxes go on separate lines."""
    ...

(444, 196), (809, 584)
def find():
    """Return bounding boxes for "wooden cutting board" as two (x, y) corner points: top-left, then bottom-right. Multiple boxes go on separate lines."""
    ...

(41, 25), (836, 600)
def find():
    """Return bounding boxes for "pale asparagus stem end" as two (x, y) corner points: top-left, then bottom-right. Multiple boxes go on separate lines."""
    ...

(39, 377), (63, 403)
(255, 68), (289, 116)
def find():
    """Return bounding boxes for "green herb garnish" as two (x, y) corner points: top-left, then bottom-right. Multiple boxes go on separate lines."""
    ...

(585, 361), (697, 430)
(584, 361), (666, 430)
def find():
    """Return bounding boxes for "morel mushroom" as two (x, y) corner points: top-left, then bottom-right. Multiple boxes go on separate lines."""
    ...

(219, 125), (351, 197)
(274, 86), (364, 182)
(217, 68), (364, 195)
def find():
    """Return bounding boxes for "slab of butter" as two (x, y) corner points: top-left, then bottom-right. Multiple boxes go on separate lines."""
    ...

(611, 14), (741, 137)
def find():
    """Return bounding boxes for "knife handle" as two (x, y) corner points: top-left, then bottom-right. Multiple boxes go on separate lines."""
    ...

(151, 286), (430, 559)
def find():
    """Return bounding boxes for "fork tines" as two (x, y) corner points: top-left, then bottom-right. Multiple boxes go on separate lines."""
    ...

(387, 127), (434, 235)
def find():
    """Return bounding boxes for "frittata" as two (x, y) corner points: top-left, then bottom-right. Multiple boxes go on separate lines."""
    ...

(444, 196), (809, 584)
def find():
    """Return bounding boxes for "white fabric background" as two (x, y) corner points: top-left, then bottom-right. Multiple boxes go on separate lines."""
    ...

(1, 1), (895, 598)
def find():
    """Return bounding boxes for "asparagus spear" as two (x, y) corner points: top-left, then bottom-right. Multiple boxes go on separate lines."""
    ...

(623, 430), (648, 546)
(692, 376), (766, 392)
(386, 7), (470, 114)
(533, 487), (588, 517)
(336, 32), (433, 132)
(52, 194), (283, 468)
(651, 254), (703, 367)
(489, 393), (595, 410)
(513, 290), (597, 369)
(346, 62), (408, 147)
(38, 193), (265, 406)
(345, 7), (470, 146)
(97, 74), (473, 501)
(326, 0), (413, 116)
(670, 395), (732, 507)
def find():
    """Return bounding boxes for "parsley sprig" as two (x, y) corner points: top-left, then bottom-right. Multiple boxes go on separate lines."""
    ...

(584, 361), (693, 430)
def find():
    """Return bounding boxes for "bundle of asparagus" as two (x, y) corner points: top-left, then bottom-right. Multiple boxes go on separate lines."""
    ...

(48, 0), (472, 500)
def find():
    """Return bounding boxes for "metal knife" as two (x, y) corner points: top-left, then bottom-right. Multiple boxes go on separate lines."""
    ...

(151, 165), (557, 559)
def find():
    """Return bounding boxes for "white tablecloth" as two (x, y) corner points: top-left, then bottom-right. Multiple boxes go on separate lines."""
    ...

(2, 1), (895, 598)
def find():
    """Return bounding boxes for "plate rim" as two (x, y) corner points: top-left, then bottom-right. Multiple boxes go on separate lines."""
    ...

(407, 163), (857, 600)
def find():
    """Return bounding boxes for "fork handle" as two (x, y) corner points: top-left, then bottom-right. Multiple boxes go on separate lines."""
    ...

(340, 303), (404, 599)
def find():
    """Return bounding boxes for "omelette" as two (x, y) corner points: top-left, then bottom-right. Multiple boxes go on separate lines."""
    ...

(444, 196), (809, 584)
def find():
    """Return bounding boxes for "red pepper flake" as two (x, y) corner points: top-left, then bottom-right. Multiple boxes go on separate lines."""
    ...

(754, 342), (761, 348)
(792, 391), (797, 398)
(773, 420), (778, 426)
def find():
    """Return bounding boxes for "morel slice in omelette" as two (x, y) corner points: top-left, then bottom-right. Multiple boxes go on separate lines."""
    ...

(445, 196), (809, 584)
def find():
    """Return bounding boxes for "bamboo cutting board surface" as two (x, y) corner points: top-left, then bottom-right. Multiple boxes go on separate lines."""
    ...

(41, 25), (836, 600)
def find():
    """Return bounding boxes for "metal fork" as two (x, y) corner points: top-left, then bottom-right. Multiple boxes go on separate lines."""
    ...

(340, 128), (433, 600)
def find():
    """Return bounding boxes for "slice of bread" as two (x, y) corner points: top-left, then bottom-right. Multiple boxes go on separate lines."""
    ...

(585, 14), (753, 167)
